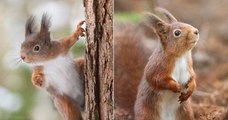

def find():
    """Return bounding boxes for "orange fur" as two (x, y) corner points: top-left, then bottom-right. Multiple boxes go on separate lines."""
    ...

(114, 24), (151, 119)
(75, 57), (85, 82)
(75, 57), (85, 68)
(32, 66), (44, 88)
(53, 94), (83, 120)
(61, 21), (85, 54)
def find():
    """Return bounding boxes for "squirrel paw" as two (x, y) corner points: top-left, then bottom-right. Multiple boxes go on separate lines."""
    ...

(76, 21), (85, 37)
(170, 80), (181, 93)
(178, 81), (195, 103)
(32, 73), (45, 88)
(178, 90), (192, 103)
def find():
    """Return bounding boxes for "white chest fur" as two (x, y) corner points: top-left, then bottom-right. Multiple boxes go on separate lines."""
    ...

(42, 54), (84, 107)
(172, 52), (190, 85)
(160, 52), (191, 120)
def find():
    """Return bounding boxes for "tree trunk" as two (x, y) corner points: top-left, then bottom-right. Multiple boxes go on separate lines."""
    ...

(84, 0), (113, 119)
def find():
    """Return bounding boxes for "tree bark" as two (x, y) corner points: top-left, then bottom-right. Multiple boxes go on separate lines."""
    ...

(84, 0), (113, 120)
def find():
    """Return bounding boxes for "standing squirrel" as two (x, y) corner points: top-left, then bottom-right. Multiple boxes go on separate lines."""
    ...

(20, 14), (85, 120)
(134, 8), (198, 120)
(114, 8), (199, 120)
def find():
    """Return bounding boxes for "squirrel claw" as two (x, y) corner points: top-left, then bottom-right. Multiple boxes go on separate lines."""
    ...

(76, 21), (85, 37)
(78, 28), (85, 36)
(77, 20), (85, 28)
(76, 21), (85, 30)
(178, 99), (182, 104)
(178, 98), (184, 104)
(178, 92), (190, 103)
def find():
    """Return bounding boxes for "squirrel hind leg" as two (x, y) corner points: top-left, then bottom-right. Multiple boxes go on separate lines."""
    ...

(75, 58), (84, 71)
(53, 94), (83, 120)
(74, 57), (85, 81)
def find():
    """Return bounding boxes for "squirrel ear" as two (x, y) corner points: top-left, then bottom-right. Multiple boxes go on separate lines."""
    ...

(37, 31), (51, 45)
(155, 7), (177, 23)
(40, 13), (51, 35)
(25, 16), (36, 37)
(144, 12), (170, 41)
(39, 13), (51, 44)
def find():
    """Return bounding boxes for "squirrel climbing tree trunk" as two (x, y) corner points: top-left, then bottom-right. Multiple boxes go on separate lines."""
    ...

(84, 0), (113, 120)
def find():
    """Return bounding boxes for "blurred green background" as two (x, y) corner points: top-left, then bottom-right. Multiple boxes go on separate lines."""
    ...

(0, 0), (85, 119)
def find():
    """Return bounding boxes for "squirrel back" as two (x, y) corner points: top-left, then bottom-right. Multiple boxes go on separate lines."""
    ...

(114, 23), (152, 119)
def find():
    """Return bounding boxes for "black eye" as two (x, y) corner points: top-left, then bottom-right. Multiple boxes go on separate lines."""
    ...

(173, 29), (181, 37)
(33, 45), (40, 52)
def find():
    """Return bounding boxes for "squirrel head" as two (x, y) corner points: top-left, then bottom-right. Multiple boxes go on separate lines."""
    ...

(145, 8), (199, 56)
(21, 14), (61, 64)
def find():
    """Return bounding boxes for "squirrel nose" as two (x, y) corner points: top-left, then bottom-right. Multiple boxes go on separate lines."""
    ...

(194, 29), (199, 35)
(21, 55), (26, 60)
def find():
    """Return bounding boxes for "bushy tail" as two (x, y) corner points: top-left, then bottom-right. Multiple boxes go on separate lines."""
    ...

(114, 23), (152, 119)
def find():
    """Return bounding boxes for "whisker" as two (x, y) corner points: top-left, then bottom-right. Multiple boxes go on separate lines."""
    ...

(16, 59), (22, 65)
(10, 57), (21, 64)
(13, 59), (22, 68)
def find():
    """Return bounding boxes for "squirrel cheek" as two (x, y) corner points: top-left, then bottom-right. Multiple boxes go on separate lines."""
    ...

(187, 33), (193, 40)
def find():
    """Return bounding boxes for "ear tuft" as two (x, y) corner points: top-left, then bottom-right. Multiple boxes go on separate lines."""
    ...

(144, 12), (170, 41)
(144, 12), (163, 25)
(25, 15), (36, 36)
(40, 13), (51, 34)
(155, 7), (177, 23)
(144, 12), (169, 32)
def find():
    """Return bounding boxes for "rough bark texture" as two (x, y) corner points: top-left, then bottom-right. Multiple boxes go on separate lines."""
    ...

(84, 0), (113, 120)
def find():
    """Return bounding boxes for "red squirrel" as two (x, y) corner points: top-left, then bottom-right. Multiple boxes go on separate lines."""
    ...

(20, 14), (85, 120)
(134, 8), (198, 120)
(114, 9), (199, 120)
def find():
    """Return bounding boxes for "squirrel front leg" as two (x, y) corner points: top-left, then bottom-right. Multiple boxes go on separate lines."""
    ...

(32, 66), (45, 88)
(52, 94), (83, 120)
(148, 76), (181, 93)
(62, 21), (85, 49)
(179, 76), (196, 103)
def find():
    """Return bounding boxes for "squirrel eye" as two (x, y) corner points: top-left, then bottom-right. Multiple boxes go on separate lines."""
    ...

(173, 29), (182, 37)
(33, 45), (40, 52)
